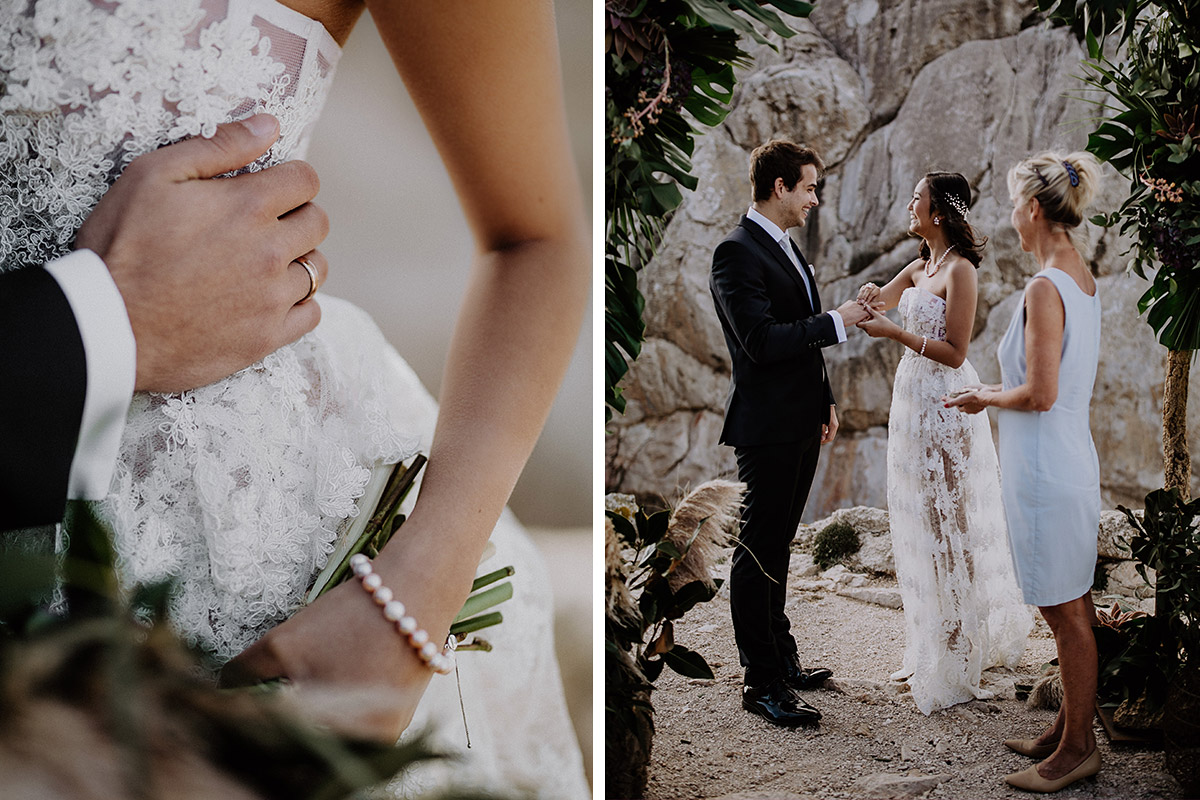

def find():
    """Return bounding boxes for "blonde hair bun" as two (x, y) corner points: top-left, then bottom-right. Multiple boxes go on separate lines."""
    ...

(1007, 150), (1102, 228)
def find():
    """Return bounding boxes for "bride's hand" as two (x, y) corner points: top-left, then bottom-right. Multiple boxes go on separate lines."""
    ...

(219, 562), (448, 741)
(855, 305), (899, 338)
(856, 282), (881, 306)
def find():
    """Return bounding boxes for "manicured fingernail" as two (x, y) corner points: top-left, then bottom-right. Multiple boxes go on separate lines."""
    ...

(240, 114), (278, 137)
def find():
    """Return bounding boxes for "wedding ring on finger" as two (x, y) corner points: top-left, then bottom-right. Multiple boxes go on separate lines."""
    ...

(295, 256), (319, 304)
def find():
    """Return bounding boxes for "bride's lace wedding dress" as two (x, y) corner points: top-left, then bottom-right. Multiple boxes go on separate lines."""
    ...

(0, 1), (587, 796)
(885, 287), (1031, 715)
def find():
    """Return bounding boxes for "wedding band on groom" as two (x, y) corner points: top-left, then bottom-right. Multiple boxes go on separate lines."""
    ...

(0, 114), (329, 531)
(710, 140), (870, 727)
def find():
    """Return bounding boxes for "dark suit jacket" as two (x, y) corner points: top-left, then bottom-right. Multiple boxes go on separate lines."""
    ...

(0, 266), (87, 530)
(710, 215), (838, 447)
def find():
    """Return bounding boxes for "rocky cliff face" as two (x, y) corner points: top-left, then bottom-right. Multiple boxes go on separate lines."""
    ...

(606, 0), (1200, 518)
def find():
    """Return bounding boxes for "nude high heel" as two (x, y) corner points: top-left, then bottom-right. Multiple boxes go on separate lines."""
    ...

(1003, 737), (1060, 759)
(1004, 748), (1100, 793)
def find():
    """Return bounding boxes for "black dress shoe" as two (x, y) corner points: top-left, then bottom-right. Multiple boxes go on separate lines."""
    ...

(783, 656), (832, 690)
(742, 679), (822, 727)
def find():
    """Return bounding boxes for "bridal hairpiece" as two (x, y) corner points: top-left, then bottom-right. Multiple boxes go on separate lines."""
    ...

(945, 194), (970, 218)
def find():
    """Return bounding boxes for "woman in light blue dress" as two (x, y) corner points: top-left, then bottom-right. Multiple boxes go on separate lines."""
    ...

(947, 150), (1103, 793)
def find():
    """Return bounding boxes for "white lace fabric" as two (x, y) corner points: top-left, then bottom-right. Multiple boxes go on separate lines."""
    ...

(886, 287), (1032, 715)
(0, 0), (341, 274)
(1, 4), (590, 794)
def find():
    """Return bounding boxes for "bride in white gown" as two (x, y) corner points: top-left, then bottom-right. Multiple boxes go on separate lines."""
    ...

(855, 173), (1031, 715)
(0, 0), (588, 796)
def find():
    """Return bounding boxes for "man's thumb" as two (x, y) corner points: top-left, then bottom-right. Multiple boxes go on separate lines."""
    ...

(165, 113), (280, 180)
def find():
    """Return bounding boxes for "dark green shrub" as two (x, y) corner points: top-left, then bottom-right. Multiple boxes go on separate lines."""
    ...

(812, 521), (860, 570)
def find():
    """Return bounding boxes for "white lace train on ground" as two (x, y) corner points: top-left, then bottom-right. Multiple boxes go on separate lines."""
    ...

(886, 288), (1032, 715)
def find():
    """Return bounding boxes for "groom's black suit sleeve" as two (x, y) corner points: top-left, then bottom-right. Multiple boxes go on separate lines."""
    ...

(0, 266), (88, 530)
(710, 218), (838, 446)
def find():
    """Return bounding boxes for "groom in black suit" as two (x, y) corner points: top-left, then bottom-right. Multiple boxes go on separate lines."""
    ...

(710, 140), (868, 726)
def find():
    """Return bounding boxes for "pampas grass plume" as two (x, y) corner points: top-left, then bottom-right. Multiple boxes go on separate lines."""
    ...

(664, 480), (745, 593)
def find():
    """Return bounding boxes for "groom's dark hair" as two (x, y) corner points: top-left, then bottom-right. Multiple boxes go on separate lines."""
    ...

(750, 140), (825, 201)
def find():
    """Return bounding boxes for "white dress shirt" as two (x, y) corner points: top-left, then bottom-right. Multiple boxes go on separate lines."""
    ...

(746, 207), (846, 343)
(44, 249), (136, 500)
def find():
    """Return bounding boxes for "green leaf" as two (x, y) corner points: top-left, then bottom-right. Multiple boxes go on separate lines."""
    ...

(638, 509), (671, 545)
(662, 644), (715, 679)
(664, 579), (720, 620)
(453, 581), (513, 623)
(643, 655), (665, 682)
(450, 610), (503, 636)
(471, 565), (515, 593)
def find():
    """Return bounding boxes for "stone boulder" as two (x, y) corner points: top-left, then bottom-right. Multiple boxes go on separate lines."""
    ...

(853, 772), (954, 799)
(606, 7), (1200, 520)
(1098, 509), (1138, 561)
(800, 505), (895, 575)
(809, 0), (1029, 121)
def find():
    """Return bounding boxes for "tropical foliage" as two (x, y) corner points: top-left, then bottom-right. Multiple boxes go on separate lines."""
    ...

(1097, 490), (1200, 715)
(1036, 0), (1199, 494)
(605, 0), (814, 420)
(605, 481), (744, 798)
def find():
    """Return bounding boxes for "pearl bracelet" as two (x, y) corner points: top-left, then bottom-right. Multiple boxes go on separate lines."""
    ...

(919, 336), (928, 357)
(349, 554), (456, 675)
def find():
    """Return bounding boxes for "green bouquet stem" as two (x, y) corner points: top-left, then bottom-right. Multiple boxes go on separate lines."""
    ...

(450, 611), (503, 637)
(307, 456), (514, 644)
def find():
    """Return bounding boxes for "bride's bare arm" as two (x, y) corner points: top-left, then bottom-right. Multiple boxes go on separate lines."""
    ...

(222, 0), (587, 737)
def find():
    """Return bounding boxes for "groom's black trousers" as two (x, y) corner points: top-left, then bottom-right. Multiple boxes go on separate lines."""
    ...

(731, 434), (821, 687)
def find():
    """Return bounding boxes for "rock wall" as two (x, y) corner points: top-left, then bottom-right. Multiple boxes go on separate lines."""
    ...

(606, 0), (1200, 518)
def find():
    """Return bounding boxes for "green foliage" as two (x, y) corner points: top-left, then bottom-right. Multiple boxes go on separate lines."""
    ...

(1099, 489), (1200, 713)
(1040, 0), (1200, 350)
(0, 505), (493, 800)
(605, 0), (813, 420)
(604, 498), (732, 795)
(811, 521), (861, 570)
(605, 507), (722, 684)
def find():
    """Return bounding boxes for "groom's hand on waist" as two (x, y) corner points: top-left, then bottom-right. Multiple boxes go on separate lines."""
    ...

(74, 113), (330, 393)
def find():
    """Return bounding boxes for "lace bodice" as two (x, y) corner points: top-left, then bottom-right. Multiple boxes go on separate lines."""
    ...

(0, 0), (341, 272)
(898, 286), (948, 345)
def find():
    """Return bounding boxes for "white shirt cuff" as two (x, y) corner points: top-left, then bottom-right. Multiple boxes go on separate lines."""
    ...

(827, 310), (847, 343)
(44, 250), (136, 500)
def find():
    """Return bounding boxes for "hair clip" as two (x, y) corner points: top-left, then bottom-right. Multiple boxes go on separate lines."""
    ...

(1062, 161), (1079, 187)
(1032, 166), (1050, 188)
(946, 195), (970, 218)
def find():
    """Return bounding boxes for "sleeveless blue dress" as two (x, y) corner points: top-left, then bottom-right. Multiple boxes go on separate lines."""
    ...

(996, 268), (1101, 607)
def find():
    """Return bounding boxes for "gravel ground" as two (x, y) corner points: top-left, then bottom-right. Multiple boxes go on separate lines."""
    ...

(643, 561), (1184, 800)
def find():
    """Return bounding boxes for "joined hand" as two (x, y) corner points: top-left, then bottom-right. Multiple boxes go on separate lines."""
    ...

(944, 384), (996, 414)
(855, 305), (899, 338)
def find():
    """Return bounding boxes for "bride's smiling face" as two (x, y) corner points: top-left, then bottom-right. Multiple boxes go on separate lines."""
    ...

(907, 179), (935, 237)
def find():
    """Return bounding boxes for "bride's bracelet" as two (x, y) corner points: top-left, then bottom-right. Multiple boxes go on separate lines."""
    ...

(350, 554), (456, 675)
